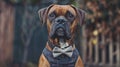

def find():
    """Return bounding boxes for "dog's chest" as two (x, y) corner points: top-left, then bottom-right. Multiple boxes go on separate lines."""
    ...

(43, 48), (79, 67)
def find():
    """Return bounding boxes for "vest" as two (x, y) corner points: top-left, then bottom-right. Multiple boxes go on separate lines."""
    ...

(43, 47), (79, 67)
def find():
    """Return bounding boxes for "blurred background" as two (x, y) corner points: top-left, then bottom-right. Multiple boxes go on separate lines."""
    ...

(0, 0), (120, 67)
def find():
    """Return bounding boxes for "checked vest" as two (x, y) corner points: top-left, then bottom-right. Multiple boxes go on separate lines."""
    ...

(43, 47), (79, 67)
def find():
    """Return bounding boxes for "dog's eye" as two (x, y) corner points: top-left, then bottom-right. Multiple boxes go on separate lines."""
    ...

(49, 12), (56, 18)
(66, 11), (74, 19)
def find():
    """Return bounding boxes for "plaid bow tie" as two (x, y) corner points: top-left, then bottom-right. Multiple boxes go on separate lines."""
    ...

(52, 46), (73, 57)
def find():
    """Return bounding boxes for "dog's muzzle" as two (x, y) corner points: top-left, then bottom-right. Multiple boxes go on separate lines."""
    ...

(50, 16), (71, 39)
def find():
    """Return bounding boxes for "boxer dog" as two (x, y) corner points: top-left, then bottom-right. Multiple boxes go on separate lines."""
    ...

(38, 4), (85, 67)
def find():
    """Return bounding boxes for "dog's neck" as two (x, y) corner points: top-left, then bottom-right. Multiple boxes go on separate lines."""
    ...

(59, 38), (69, 48)
(49, 37), (74, 48)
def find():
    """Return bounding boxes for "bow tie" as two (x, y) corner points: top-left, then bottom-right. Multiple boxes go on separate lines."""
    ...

(52, 46), (73, 58)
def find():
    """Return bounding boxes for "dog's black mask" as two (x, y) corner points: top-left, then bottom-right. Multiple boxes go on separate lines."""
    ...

(49, 16), (71, 40)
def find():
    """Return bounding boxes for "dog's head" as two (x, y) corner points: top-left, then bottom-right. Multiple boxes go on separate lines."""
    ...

(38, 4), (85, 43)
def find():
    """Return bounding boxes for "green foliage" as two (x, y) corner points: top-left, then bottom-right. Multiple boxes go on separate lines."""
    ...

(30, 0), (40, 4)
(27, 62), (37, 67)
(70, 0), (77, 6)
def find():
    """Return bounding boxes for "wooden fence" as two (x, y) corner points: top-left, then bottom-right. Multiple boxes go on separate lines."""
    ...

(0, 1), (14, 66)
(82, 26), (120, 67)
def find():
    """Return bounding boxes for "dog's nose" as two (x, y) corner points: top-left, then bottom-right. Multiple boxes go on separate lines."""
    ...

(55, 16), (67, 24)
(57, 19), (65, 24)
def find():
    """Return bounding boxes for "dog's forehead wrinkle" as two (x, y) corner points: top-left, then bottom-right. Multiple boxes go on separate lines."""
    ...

(48, 5), (76, 16)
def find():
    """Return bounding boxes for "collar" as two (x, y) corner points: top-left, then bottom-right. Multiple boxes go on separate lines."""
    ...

(47, 40), (75, 51)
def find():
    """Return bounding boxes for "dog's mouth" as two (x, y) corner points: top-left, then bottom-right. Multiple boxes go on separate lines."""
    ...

(55, 27), (65, 37)
(50, 26), (71, 40)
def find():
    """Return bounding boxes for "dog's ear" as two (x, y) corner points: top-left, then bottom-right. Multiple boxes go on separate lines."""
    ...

(77, 9), (86, 25)
(38, 7), (47, 25)
(71, 5), (86, 26)
(38, 4), (54, 25)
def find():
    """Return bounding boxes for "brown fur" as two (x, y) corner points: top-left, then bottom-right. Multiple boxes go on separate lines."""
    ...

(46, 5), (79, 44)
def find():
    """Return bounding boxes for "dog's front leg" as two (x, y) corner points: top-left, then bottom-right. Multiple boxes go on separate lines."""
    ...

(75, 56), (84, 67)
(38, 54), (50, 67)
